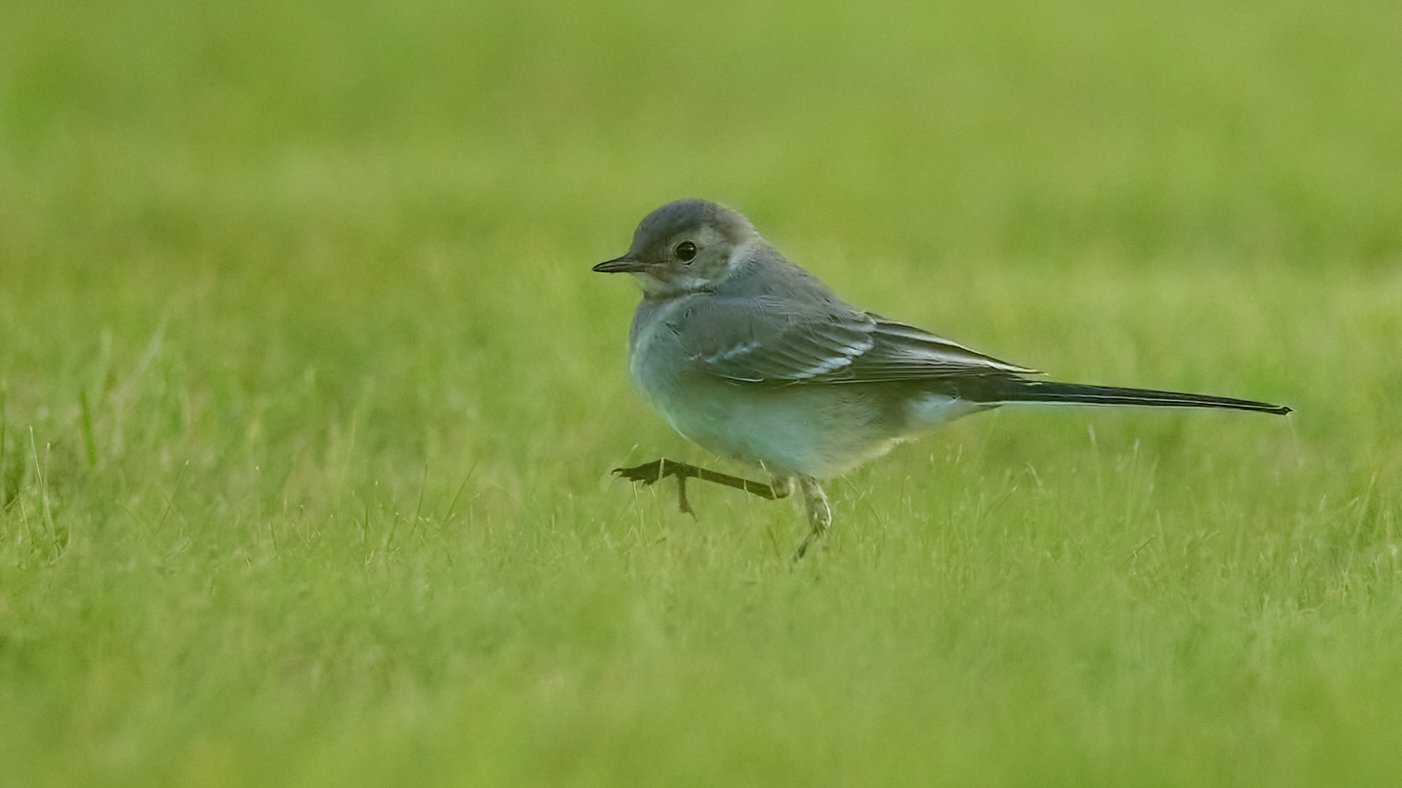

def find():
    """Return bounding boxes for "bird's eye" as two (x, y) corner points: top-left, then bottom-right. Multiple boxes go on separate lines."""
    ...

(675, 241), (698, 263)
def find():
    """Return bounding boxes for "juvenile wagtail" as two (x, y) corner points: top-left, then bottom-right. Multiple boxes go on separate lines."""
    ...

(594, 199), (1290, 557)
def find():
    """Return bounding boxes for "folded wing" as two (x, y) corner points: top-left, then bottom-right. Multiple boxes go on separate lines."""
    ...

(681, 296), (1035, 386)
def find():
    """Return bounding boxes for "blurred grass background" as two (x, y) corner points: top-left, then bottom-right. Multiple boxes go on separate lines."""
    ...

(2, 0), (1400, 785)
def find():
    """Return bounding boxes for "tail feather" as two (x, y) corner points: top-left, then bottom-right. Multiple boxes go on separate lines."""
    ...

(984, 380), (1291, 415)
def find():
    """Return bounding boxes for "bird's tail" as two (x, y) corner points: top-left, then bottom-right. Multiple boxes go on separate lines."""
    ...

(982, 380), (1291, 415)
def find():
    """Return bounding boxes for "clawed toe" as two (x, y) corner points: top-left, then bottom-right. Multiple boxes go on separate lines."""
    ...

(613, 461), (666, 485)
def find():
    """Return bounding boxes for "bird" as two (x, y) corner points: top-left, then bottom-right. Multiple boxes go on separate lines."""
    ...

(593, 199), (1290, 558)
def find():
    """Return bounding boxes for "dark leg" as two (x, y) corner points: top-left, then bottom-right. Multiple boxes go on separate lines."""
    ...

(613, 459), (791, 516)
(792, 477), (832, 560)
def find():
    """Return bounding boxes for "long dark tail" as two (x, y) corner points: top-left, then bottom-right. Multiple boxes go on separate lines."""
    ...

(983, 380), (1291, 415)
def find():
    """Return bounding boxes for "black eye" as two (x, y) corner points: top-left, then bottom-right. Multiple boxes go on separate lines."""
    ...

(675, 241), (697, 263)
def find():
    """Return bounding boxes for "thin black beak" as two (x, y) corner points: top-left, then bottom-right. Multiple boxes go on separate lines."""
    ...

(593, 255), (649, 273)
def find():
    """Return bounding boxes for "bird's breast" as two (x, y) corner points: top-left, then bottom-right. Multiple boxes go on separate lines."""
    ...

(627, 298), (694, 395)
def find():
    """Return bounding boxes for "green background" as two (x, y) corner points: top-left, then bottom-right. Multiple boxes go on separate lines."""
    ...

(2, 0), (1399, 785)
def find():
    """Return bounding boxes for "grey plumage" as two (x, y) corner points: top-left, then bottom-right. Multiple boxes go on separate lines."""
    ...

(595, 199), (1289, 557)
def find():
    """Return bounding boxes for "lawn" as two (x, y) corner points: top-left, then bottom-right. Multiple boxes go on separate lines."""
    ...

(2, 0), (1400, 785)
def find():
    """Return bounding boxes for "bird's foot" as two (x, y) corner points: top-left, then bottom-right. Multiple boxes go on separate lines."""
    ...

(611, 459), (791, 517)
(792, 478), (832, 561)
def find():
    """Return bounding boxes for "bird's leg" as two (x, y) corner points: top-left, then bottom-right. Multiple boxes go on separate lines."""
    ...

(792, 478), (831, 560)
(613, 459), (792, 517)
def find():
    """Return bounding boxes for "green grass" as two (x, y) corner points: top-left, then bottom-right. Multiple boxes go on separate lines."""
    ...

(2, 0), (1400, 785)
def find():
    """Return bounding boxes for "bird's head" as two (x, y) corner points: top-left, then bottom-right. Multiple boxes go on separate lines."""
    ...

(594, 199), (758, 297)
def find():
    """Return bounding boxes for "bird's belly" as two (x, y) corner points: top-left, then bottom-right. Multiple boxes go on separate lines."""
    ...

(644, 379), (909, 480)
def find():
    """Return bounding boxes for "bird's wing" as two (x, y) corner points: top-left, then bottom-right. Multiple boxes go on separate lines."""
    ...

(833, 318), (1039, 383)
(681, 297), (1036, 385)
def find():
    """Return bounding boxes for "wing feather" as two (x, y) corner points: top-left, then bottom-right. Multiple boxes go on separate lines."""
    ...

(679, 296), (1034, 386)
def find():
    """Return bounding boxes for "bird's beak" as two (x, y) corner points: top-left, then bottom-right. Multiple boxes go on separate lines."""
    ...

(593, 255), (649, 274)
